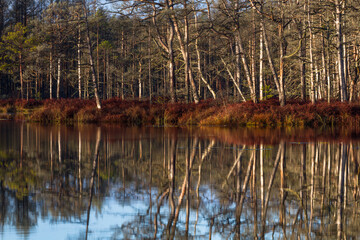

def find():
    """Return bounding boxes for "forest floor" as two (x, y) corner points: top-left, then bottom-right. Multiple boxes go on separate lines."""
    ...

(1, 98), (360, 127)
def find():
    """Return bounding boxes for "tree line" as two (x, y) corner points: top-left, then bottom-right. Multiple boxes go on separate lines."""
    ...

(0, 0), (358, 107)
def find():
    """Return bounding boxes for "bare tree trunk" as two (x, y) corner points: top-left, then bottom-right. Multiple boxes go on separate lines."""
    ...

(82, 0), (101, 109)
(107, 50), (111, 98)
(221, 57), (246, 101)
(148, 26), (152, 103)
(259, 13), (264, 101)
(278, 3), (286, 107)
(57, 57), (61, 99)
(321, 26), (327, 102)
(335, 0), (347, 102)
(168, 19), (176, 103)
(349, 45), (357, 102)
(351, 46), (359, 101)
(235, 35), (242, 99)
(193, 7), (216, 99)
(235, 32), (258, 103)
(251, 8), (257, 100)
(308, 0), (315, 103)
(326, 22), (331, 103)
(171, 0), (199, 103)
(261, 19), (283, 104)
(298, 5), (307, 101)
(19, 53), (23, 99)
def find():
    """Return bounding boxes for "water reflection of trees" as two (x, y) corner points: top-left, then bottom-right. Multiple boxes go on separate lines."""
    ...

(0, 122), (360, 238)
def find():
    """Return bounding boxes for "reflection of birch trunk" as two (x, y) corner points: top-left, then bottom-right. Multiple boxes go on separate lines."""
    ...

(20, 122), (23, 168)
(149, 139), (152, 217)
(309, 143), (316, 234)
(50, 130), (53, 184)
(337, 143), (347, 239)
(299, 144), (310, 240)
(185, 144), (190, 236)
(260, 144), (264, 219)
(327, 143), (331, 207)
(261, 143), (283, 238)
(58, 128), (61, 164)
(194, 140), (215, 235)
(236, 148), (254, 219)
(222, 146), (246, 188)
(236, 149), (241, 203)
(252, 145), (258, 238)
(321, 145), (327, 217)
(85, 128), (101, 240)
(170, 138), (198, 239)
(78, 131), (82, 194)
(300, 144), (307, 215)
(169, 137), (177, 213)
(154, 189), (169, 239)
(279, 142), (286, 231)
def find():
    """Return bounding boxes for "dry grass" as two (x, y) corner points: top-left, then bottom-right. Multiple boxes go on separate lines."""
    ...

(2, 98), (360, 127)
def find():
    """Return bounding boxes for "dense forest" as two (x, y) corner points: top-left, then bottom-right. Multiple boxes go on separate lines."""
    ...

(0, 0), (358, 107)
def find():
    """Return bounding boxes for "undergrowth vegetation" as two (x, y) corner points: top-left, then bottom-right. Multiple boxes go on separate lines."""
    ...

(1, 98), (360, 127)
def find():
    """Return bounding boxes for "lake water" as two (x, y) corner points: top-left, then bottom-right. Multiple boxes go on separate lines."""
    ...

(0, 121), (359, 239)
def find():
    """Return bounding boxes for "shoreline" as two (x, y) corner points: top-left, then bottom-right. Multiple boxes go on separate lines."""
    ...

(1, 98), (360, 127)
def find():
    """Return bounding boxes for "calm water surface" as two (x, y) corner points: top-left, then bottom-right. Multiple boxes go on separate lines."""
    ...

(0, 121), (360, 239)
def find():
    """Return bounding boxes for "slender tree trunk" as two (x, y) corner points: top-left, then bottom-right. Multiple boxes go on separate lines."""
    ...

(308, 0), (315, 103)
(107, 50), (110, 98)
(261, 20), (282, 104)
(278, 4), (286, 107)
(168, 17), (176, 103)
(335, 0), (347, 102)
(82, 0), (101, 109)
(19, 53), (23, 99)
(235, 36), (242, 100)
(259, 14), (264, 101)
(171, 0), (199, 103)
(193, 7), (216, 99)
(57, 57), (61, 99)
(148, 26), (152, 103)
(351, 46), (359, 101)
(121, 29), (125, 99)
(251, 8), (257, 100)
(103, 50), (106, 100)
(299, 6), (307, 101)
(235, 32), (258, 103)
(321, 25), (327, 102)
(221, 57), (246, 101)
(49, 50), (53, 99)
(326, 23), (331, 103)
(349, 45), (356, 102)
